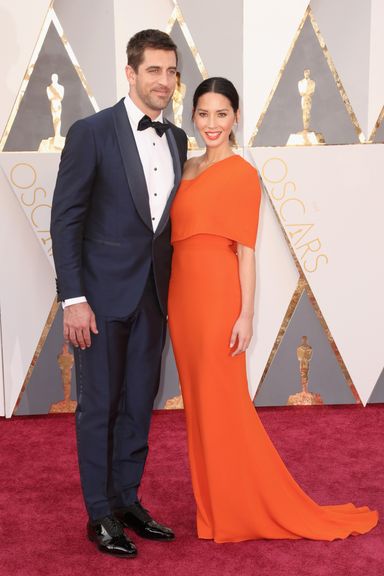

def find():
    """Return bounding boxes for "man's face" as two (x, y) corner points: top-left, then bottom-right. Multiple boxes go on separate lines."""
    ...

(126, 48), (177, 118)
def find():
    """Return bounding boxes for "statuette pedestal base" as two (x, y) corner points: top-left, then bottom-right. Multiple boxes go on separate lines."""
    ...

(287, 391), (324, 406)
(50, 399), (77, 413)
(287, 130), (325, 146)
(164, 394), (184, 409)
(39, 135), (65, 152)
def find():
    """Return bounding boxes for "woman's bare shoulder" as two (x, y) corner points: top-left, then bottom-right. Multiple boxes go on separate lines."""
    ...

(182, 156), (202, 179)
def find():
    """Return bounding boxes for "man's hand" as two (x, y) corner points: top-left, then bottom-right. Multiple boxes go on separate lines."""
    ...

(63, 302), (98, 350)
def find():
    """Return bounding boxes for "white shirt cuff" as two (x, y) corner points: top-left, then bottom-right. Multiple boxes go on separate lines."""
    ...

(62, 296), (87, 309)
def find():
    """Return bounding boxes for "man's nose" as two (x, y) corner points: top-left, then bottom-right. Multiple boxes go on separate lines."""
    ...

(158, 71), (170, 86)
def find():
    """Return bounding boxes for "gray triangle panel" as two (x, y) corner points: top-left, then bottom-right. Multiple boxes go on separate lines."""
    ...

(254, 16), (359, 146)
(255, 291), (356, 406)
(367, 368), (384, 403)
(4, 22), (95, 151)
(16, 307), (77, 415)
(164, 21), (204, 139)
(154, 332), (181, 409)
(373, 114), (384, 143)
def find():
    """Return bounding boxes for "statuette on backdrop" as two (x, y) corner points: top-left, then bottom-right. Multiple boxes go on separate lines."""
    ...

(287, 69), (325, 146)
(187, 136), (199, 150)
(49, 343), (77, 413)
(164, 389), (184, 409)
(173, 72), (186, 128)
(39, 73), (66, 152)
(171, 71), (198, 150)
(287, 336), (324, 405)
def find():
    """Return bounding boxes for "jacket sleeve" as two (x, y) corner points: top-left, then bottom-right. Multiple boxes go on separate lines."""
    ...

(50, 119), (97, 300)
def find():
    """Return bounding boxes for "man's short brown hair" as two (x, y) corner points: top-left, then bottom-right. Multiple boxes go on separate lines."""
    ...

(127, 29), (178, 71)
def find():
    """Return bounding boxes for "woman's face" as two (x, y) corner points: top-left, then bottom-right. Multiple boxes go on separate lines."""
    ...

(193, 92), (238, 149)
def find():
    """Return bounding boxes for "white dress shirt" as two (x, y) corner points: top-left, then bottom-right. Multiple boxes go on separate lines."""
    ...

(63, 95), (175, 308)
(124, 95), (174, 230)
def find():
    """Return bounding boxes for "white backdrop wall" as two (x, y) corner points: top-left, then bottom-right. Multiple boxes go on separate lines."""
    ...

(0, 317), (4, 417)
(0, 0), (52, 140)
(0, 0), (383, 417)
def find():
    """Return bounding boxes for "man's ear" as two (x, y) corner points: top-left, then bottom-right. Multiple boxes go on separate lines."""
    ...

(125, 65), (136, 86)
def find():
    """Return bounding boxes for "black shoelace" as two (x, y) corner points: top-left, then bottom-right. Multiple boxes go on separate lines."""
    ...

(102, 515), (123, 537)
(130, 500), (152, 523)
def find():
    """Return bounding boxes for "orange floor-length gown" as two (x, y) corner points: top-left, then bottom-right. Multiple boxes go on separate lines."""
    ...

(168, 154), (378, 543)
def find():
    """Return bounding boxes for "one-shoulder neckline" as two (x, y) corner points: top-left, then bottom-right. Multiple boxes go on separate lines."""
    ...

(181, 154), (242, 183)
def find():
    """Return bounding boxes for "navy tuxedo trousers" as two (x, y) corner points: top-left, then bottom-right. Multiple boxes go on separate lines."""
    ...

(74, 269), (165, 521)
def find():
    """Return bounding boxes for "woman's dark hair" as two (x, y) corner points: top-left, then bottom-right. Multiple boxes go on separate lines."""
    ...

(192, 77), (239, 143)
(127, 29), (178, 71)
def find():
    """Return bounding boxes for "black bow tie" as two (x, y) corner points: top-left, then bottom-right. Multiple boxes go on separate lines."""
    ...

(137, 115), (170, 137)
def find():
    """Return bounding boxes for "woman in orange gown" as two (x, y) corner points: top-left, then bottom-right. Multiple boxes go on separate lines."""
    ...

(167, 77), (378, 543)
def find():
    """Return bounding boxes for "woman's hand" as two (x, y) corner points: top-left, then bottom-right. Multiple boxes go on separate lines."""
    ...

(230, 315), (253, 356)
(230, 242), (255, 356)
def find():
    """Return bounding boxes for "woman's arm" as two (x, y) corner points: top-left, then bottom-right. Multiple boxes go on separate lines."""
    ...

(230, 243), (255, 356)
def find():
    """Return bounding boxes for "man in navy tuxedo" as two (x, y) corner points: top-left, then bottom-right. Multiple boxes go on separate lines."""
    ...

(51, 29), (187, 557)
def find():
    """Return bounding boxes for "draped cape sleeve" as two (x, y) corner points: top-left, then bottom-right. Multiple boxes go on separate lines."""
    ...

(171, 155), (261, 249)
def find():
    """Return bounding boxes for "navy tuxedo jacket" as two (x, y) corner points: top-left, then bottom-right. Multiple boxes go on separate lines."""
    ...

(51, 98), (188, 317)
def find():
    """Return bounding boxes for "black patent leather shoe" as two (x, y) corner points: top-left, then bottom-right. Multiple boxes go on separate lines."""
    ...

(87, 515), (138, 557)
(115, 501), (175, 541)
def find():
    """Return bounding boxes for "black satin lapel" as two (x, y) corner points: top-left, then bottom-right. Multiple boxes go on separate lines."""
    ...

(113, 100), (152, 231)
(154, 125), (182, 238)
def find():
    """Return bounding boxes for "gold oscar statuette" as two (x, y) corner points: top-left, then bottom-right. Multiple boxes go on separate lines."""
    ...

(172, 71), (199, 150)
(287, 69), (325, 146)
(172, 71), (186, 128)
(287, 336), (324, 405)
(187, 136), (200, 151)
(39, 73), (66, 152)
(49, 343), (77, 413)
(164, 389), (184, 409)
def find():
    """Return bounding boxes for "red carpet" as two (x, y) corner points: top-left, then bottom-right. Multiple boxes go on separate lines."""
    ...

(1, 405), (383, 576)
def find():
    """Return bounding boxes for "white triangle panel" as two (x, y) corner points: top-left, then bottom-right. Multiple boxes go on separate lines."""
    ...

(0, 0), (52, 140)
(246, 149), (299, 398)
(250, 144), (384, 405)
(53, 0), (116, 110)
(0, 326), (4, 417)
(0, 153), (60, 266)
(311, 0), (371, 138)
(243, 0), (310, 144)
(0, 158), (56, 417)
